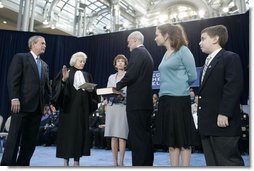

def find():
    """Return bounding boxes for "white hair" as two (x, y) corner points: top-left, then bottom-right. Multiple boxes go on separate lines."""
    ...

(128, 31), (144, 44)
(69, 52), (87, 66)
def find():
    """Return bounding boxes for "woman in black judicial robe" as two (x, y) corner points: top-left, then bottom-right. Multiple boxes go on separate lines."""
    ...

(52, 52), (98, 166)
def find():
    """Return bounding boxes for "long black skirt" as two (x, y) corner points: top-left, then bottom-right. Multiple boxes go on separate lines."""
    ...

(154, 95), (199, 148)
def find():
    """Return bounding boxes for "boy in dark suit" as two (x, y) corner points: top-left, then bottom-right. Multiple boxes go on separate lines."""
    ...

(1, 35), (50, 166)
(197, 25), (244, 166)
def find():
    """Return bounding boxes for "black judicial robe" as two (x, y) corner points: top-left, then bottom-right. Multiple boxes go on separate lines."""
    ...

(54, 67), (95, 159)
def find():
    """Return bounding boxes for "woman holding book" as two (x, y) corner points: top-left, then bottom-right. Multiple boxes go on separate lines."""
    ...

(52, 52), (98, 166)
(104, 54), (129, 166)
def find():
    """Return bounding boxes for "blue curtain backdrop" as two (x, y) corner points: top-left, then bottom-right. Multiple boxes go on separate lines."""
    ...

(0, 12), (249, 120)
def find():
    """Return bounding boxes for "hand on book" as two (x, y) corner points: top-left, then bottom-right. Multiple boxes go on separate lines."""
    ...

(114, 87), (125, 97)
(86, 87), (94, 92)
(79, 82), (97, 92)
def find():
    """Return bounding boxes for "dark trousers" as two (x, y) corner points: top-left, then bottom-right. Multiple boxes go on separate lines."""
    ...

(94, 127), (106, 148)
(127, 110), (154, 166)
(1, 109), (42, 166)
(201, 136), (244, 166)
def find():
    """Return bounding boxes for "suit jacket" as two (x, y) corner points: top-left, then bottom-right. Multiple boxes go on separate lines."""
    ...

(197, 49), (243, 136)
(116, 46), (154, 111)
(7, 52), (50, 113)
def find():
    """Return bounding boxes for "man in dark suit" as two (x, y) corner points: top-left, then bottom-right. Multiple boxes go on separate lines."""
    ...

(116, 31), (154, 166)
(1, 35), (50, 166)
(197, 25), (244, 166)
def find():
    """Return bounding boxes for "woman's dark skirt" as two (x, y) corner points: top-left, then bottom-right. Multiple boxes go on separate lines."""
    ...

(154, 95), (199, 148)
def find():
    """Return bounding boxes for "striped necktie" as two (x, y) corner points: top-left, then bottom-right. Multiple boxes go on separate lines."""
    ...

(201, 55), (212, 83)
(36, 57), (42, 79)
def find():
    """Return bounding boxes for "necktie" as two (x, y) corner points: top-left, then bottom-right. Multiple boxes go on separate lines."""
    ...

(36, 57), (41, 79)
(201, 55), (212, 83)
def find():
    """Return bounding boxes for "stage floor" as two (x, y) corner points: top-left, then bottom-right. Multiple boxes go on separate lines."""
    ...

(0, 145), (250, 167)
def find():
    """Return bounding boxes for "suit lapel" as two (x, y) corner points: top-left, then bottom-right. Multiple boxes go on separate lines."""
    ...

(199, 49), (224, 92)
(28, 53), (40, 80)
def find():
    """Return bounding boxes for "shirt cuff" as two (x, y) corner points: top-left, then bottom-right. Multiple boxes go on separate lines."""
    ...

(11, 98), (19, 101)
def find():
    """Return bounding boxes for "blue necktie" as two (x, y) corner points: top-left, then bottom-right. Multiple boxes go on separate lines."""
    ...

(36, 57), (41, 79)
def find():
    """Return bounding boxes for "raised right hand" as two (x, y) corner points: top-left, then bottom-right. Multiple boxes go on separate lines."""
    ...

(62, 65), (69, 82)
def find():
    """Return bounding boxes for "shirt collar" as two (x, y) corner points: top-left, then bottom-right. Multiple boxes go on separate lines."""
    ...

(206, 48), (222, 65)
(30, 51), (39, 61)
(209, 48), (222, 58)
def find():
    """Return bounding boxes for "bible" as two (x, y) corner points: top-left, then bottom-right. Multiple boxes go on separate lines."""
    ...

(79, 82), (97, 90)
(96, 87), (121, 95)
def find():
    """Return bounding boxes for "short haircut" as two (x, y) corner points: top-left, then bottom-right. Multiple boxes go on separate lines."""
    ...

(69, 52), (87, 66)
(201, 25), (228, 47)
(113, 54), (128, 70)
(156, 23), (188, 51)
(128, 31), (144, 44)
(28, 35), (44, 49)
